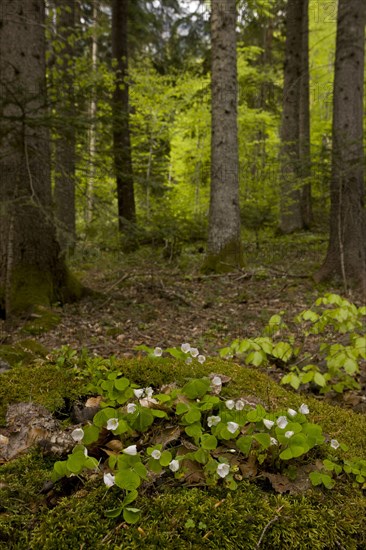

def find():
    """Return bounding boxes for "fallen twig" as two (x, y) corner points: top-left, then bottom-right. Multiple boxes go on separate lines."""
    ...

(256, 515), (280, 548)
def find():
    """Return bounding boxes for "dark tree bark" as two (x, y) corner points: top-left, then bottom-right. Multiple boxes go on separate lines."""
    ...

(315, 0), (366, 291)
(279, 0), (303, 233)
(203, 0), (243, 272)
(112, 0), (136, 230)
(0, 0), (79, 317)
(299, 0), (312, 229)
(54, 0), (76, 254)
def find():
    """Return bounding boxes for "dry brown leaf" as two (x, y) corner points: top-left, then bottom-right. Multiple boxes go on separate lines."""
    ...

(105, 439), (123, 452)
(239, 455), (258, 479)
(85, 396), (103, 408)
(154, 425), (181, 448)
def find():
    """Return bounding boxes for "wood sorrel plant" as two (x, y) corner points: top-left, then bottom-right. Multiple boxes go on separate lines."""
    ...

(52, 367), (353, 524)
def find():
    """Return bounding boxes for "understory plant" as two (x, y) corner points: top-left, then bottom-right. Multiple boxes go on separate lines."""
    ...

(219, 293), (366, 394)
(52, 345), (362, 524)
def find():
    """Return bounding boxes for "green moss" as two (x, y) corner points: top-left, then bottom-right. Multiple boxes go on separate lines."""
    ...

(0, 362), (83, 425)
(0, 339), (48, 367)
(9, 266), (54, 314)
(202, 239), (244, 273)
(1, 357), (366, 549)
(22, 306), (61, 335)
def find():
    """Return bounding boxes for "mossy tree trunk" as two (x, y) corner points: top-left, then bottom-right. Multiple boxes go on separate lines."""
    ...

(112, 0), (136, 230)
(204, 0), (243, 273)
(314, 0), (366, 291)
(299, 0), (312, 229)
(54, 0), (76, 255)
(0, 0), (79, 317)
(279, 0), (304, 233)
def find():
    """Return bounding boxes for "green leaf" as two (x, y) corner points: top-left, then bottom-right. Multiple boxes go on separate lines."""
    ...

(236, 435), (252, 455)
(132, 408), (154, 432)
(313, 372), (326, 387)
(114, 377), (130, 391)
(246, 350), (265, 367)
(279, 447), (293, 460)
(53, 460), (68, 478)
(176, 402), (189, 415)
(185, 422), (203, 438)
(253, 433), (271, 450)
(272, 342), (293, 362)
(66, 451), (86, 474)
(201, 434), (218, 450)
(122, 490), (138, 507)
(148, 457), (162, 473)
(93, 408), (118, 428)
(160, 450), (172, 467)
(115, 470), (141, 490)
(151, 409), (167, 418)
(184, 408), (201, 424)
(181, 378), (211, 399)
(105, 507), (123, 518)
(246, 405), (266, 422)
(123, 507), (141, 524)
(194, 448), (208, 464)
(82, 424), (100, 445)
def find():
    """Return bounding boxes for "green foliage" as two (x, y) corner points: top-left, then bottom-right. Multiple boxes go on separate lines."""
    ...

(220, 293), (366, 395)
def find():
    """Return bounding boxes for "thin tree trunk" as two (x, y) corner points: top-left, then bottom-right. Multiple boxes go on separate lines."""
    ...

(204, 0), (243, 273)
(0, 0), (79, 317)
(314, 0), (366, 291)
(112, 0), (136, 230)
(279, 0), (303, 233)
(54, 0), (76, 254)
(86, 0), (98, 225)
(299, 0), (312, 229)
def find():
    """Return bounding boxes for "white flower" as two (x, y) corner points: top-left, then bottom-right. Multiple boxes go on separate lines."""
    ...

(207, 415), (221, 427)
(330, 439), (340, 450)
(276, 416), (288, 429)
(197, 355), (206, 364)
(287, 408), (297, 417)
(235, 400), (245, 411)
(84, 448), (88, 457)
(169, 459), (180, 472)
(151, 449), (161, 460)
(263, 419), (274, 430)
(285, 431), (294, 439)
(145, 387), (154, 398)
(299, 403), (309, 415)
(217, 463), (230, 478)
(212, 376), (222, 386)
(103, 473), (115, 488)
(227, 421), (239, 434)
(123, 445), (137, 455)
(154, 347), (163, 357)
(71, 428), (84, 442)
(181, 343), (191, 353)
(185, 357), (192, 365)
(270, 437), (278, 446)
(225, 400), (235, 410)
(106, 418), (119, 431)
(127, 403), (137, 414)
(133, 388), (144, 398)
(190, 347), (199, 358)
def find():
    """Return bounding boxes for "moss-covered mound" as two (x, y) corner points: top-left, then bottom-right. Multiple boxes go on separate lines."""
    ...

(0, 357), (365, 549)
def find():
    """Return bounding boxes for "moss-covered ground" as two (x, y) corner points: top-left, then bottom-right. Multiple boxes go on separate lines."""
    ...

(1, 357), (365, 549)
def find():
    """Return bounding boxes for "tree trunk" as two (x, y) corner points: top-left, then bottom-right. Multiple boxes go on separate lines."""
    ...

(86, 0), (98, 225)
(203, 0), (243, 272)
(0, 0), (79, 317)
(299, 0), (312, 229)
(314, 0), (366, 291)
(279, 0), (303, 233)
(54, 0), (76, 254)
(112, 0), (136, 230)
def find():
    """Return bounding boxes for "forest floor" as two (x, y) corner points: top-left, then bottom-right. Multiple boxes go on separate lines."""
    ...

(1, 230), (365, 410)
